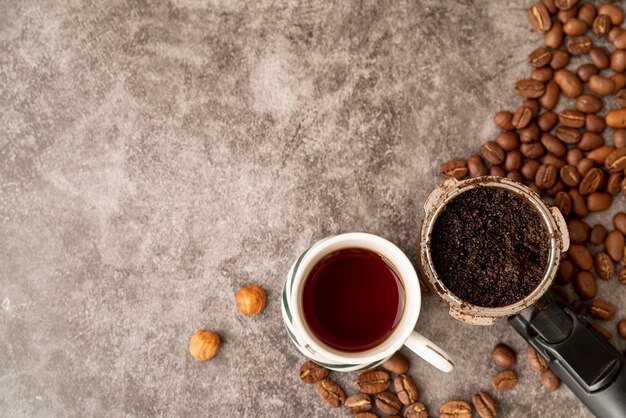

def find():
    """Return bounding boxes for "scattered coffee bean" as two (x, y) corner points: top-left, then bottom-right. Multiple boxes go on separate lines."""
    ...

(381, 352), (409, 375)
(618, 320), (626, 339)
(566, 36), (592, 55)
(605, 148), (626, 172)
(569, 244), (593, 270)
(492, 370), (518, 392)
(527, 345), (549, 373)
(617, 89), (626, 107)
(592, 323), (612, 340)
(577, 63), (598, 82)
(315, 378), (345, 408)
(535, 164), (557, 189)
(588, 74), (616, 96)
(560, 165), (581, 187)
(515, 79), (546, 98)
(550, 49), (570, 69)
(345, 393), (372, 414)
(613, 29), (626, 47)
(589, 299), (617, 320)
(620, 266), (626, 285)
(588, 145), (613, 164)
(490, 165), (507, 177)
(355, 413), (377, 418)
(576, 94), (603, 113)
(567, 219), (590, 244)
(441, 159), (468, 179)
(538, 111), (558, 131)
(594, 252), (614, 280)
(541, 369), (561, 391)
(614, 130), (626, 148)
(578, 3), (597, 25)
(519, 123), (540, 143)
(608, 173), (623, 195)
(556, 126), (581, 144)
(579, 167), (605, 195)
(482, 142), (505, 165)
(587, 192), (612, 212)
(357, 370), (390, 394)
(376, 392), (401, 415)
(394, 374), (419, 406)
(529, 3), (552, 32)
(558, 7), (577, 24)
(405, 402), (428, 418)
(567, 147), (584, 165)
(573, 299), (589, 314)
(531, 67), (554, 82)
(300, 360), (329, 384)
(540, 81), (561, 109)
(579, 132), (604, 151)
(491, 343), (516, 368)
(569, 189), (589, 217)
(559, 109), (585, 129)
(564, 17), (588, 35)
(440, 400), (472, 418)
(544, 21), (564, 48)
(556, 258), (574, 284)
(611, 50), (626, 73)
(598, 3), (625, 26)
(472, 391), (498, 418)
(493, 111), (515, 131)
(614, 213), (626, 235)
(555, 191), (571, 218)
(529, 47), (553, 68)
(586, 114), (606, 133)
(590, 47), (610, 69)
(504, 151), (523, 172)
(593, 14), (612, 36)
(574, 271), (597, 300)
(605, 230), (625, 262)
(556, 0), (576, 10)
(590, 224), (608, 245)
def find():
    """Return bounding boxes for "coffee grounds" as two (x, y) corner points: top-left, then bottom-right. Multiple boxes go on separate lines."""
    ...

(430, 186), (549, 307)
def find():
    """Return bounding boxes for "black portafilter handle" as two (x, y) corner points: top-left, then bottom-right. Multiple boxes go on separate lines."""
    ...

(508, 290), (626, 418)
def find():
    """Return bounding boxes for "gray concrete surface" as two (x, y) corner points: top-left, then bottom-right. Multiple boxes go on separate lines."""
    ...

(1, 0), (625, 416)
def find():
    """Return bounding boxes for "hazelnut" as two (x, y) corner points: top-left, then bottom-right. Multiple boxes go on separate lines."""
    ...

(235, 285), (267, 315)
(189, 330), (221, 361)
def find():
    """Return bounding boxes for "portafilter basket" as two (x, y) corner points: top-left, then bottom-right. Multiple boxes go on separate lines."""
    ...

(418, 176), (570, 325)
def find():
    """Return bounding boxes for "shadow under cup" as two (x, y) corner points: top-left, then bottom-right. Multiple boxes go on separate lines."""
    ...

(301, 247), (405, 353)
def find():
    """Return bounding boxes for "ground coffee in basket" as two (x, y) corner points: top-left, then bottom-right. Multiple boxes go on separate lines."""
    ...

(430, 186), (549, 307)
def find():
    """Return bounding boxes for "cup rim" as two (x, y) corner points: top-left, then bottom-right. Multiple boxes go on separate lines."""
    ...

(290, 232), (421, 364)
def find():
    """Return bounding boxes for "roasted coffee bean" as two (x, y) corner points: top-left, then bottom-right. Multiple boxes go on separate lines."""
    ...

(381, 352), (409, 375)
(605, 148), (626, 172)
(587, 192), (612, 212)
(345, 393), (373, 414)
(405, 402), (428, 418)
(588, 75), (615, 96)
(569, 189), (589, 217)
(472, 392), (497, 418)
(531, 67), (554, 83)
(572, 299), (589, 314)
(588, 145), (614, 164)
(467, 155), (488, 178)
(550, 49), (570, 69)
(579, 168), (605, 195)
(554, 69), (582, 98)
(612, 27), (626, 44)
(558, 7), (577, 23)
(496, 132), (520, 151)
(577, 63), (598, 82)
(567, 148), (584, 165)
(504, 151), (523, 172)
(357, 370), (391, 394)
(521, 143), (545, 159)
(515, 79), (545, 98)
(560, 165), (581, 187)
(493, 111), (515, 131)
(440, 401), (472, 418)
(492, 370), (518, 392)
(490, 165), (506, 177)
(300, 360), (329, 383)
(529, 3), (552, 32)
(613, 213), (626, 235)
(522, 160), (542, 180)
(542, 0), (558, 15)
(540, 81), (561, 109)
(568, 218), (590, 244)
(544, 154), (565, 169)
(556, 258), (574, 284)
(593, 14), (612, 36)
(556, 0), (576, 10)
(535, 164), (557, 189)
(394, 374), (419, 406)
(527, 346), (549, 373)
(541, 134), (565, 157)
(611, 50), (626, 73)
(441, 159), (468, 179)
(513, 106), (533, 129)
(605, 230), (625, 262)
(594, 252), (614, 280)
(620, 266), (626, 285)
(590, 48), (610, 69)
(612, 73), (626, 92)
(544, 21), (564, 48)
(376, 392), (401, 415)
(559, 109), (585, 128)
(519, 123), (539, 144)
(614, 130), (626, 148)
(541, 369), (561, 391)
(569, 244), (593, 270)
(590, 224), (608, 245)
(574, 271), (597, 299)
(481, 141), (505, 165)
(555, 191), (571, 218)
(586, 114), (606, 133)
(598, 3), (625, 26)
(354, 413), (377, 418)
(617, 89), (626, 107)
(592, 323), (612, 340)
(575, 94), (603, 113)
(492, 343), (516, 368)
(556, 126), (581, 144)
(567, 36), (592, 55)
(606, 109), (626, 129)
(589, 299), (617, 321)
(528, 182), (542, 195)
(546, 178), (565, 197)
(579, 132), (603, 151)
(507, 170), (524, 183)
(315, 379), (345, 408)
(529, 47), (552, 68)
(578, 3), (597, 25)
(563, 17), (588, 35)
(618, 320), (626, 339)
(538, 111), (558, 131)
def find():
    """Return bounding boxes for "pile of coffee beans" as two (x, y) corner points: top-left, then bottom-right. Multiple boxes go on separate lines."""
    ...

(300, 352), (498, 417)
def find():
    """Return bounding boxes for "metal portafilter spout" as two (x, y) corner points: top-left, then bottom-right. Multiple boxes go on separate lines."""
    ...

(509, 290), (626, 418)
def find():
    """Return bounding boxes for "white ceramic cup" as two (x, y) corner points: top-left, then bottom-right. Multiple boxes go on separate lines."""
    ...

(281, 232), (454, 372)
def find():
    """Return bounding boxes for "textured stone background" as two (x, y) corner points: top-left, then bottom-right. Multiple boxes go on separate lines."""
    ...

(2, 0), (625, 416)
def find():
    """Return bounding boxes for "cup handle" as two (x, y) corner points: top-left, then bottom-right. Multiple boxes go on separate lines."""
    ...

(404, 331), (454, 373)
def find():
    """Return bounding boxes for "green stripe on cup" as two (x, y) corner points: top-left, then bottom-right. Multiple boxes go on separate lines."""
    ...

(290, 246), (310, 295)
(282, 283), (292, 323)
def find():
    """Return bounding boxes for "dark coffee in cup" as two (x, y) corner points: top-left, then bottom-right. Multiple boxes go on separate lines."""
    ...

(302, 248), (405, 352)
